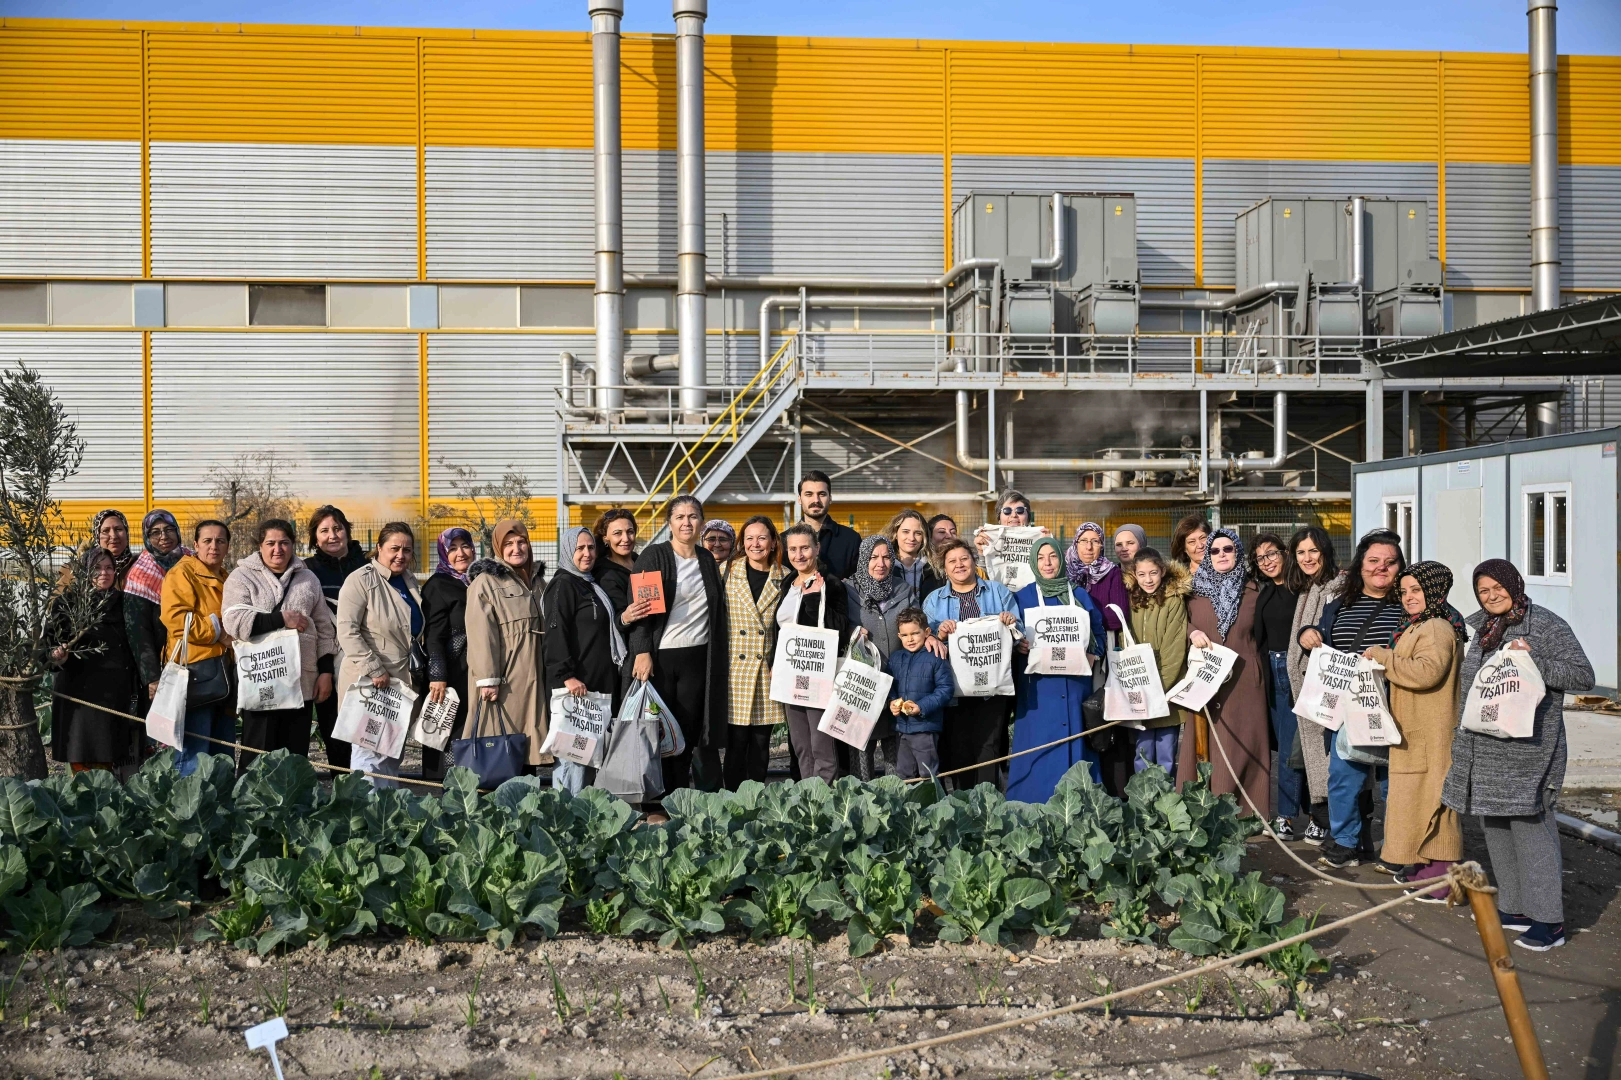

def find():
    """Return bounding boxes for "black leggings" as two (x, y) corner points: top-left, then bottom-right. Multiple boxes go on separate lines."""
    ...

(314, 692), (350, 771)
(653, 644), (721, 793)
(239, 707), (311, 775)
(723, 725), (773, 789)
(941, 696), (1007, 791)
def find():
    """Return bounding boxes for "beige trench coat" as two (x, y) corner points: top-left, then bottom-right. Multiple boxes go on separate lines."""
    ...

(463, 564), (551, 765)
(723, 560), (789, 727)
(336, 559), (422, 693)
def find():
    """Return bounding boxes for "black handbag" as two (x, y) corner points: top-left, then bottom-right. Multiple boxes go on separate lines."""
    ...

(450, 699), (529, 788)
(186, 657), (232, 706)
(1081, 685), (1120, 754)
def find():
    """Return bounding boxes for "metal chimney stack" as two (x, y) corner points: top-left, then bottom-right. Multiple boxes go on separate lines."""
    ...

(1528, 0), (1560, 313)
(590, 0), (625, 413)
(675, 0), (708, 422)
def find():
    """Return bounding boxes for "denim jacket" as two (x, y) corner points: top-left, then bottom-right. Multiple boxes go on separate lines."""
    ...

(921, 578), (1024, 637)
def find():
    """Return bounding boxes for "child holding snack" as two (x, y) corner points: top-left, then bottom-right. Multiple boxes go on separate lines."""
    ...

(884, 607), (956, 780)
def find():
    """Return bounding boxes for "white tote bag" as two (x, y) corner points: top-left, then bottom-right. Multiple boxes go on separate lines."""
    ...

(1102, 604), (1170, 729)
(1342, 659), (1403, 747)
(332, 680), (416, 760)
(410, 686), (460, 751)
(1460, 648), (1546, 740)
(1292, 645), (1361, 732)
(769, 585), (841, 709)
(820, 637), (896, 750)
(145, 614), (192, 751)
(949, 615), (1015, 697)
(233, 627), (304, 712)
(1166, 643), (1239, 712)
(541, 688), (613, 767)
(1022, 597), (1093, 677)
(975, 525), (1044, 593)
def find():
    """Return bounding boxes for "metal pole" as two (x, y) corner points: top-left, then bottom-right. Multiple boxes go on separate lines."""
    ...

(1366, 377), (1385, 462)
(986, 389), (998, 495)
(1402, 391), (1412, 456)
(1465, 883), (1552, 1080)
(674, 0), (708, 421)
(1199, 390), (1209, 494)
(590, 0), (625, 413)
(1528, 0), (1561, 314)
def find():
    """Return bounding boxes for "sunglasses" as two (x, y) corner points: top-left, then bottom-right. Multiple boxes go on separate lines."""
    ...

(1210, 544), (1238, 555)
(999, 505), (1028, 516)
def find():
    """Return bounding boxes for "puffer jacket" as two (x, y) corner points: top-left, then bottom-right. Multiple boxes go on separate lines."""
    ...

(884, 646), (956, 735)
(1125, 560), (1193, 729)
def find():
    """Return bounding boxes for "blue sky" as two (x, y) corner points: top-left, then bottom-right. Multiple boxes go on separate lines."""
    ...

(3, 0), (1619, 54)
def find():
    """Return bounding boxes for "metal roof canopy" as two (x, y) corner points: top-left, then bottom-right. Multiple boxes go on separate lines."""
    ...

(1367, 293), (1621, 377)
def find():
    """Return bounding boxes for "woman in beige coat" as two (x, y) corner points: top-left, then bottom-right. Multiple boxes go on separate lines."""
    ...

(464, 519), (550, 768)
(721, 515), (790, 789)
(1362, 560), (1466, 901)
(336, 523), (425, 787)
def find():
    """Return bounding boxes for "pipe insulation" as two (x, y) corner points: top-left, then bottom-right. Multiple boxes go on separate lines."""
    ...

(675, 0), (707, 419)
(1030, 192), (1065, 271)
(590, 0), (625, 411)
(1529, 0), (1561, 313)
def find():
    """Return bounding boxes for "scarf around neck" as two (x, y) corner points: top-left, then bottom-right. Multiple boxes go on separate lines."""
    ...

(1030, 536), (1073, 599)
(1393, 560), (1469, 644)
(852, 534), (901, 610)
(558, 526), (626, 666)
(1192, 527), (1248, 639)
(1065, 522), (1117, 587)
(1472, 558), (1529, 653)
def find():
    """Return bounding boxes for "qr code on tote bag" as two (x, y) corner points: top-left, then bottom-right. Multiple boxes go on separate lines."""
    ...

(795, 675), (810, 692)
(1481, 703), (1498, 724)
(974, 671), (988, 687)
(1322, 692), (1340, 711)
(1128, 691), (1144, 707)
(1052, 648), (1067, 662)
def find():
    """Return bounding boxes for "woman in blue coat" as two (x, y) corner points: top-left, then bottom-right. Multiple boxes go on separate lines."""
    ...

(1008, 536), (1107, 802)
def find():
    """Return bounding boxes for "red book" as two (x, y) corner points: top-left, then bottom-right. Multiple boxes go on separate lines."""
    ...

(631, 571), (666, 614)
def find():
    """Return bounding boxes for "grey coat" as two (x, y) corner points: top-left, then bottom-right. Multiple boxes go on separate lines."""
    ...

(1441, 603), (1594, 818)
(1288, 572), (1344, 803)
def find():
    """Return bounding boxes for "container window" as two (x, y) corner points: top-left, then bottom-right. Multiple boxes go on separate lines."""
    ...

(1522, 484), (1571, 584)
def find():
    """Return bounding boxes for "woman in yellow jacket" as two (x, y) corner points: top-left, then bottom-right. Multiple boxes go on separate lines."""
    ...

(159, 519), (235, 776)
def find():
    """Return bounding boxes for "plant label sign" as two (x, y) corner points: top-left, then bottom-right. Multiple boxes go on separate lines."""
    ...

(332, 680), (415, 759)
(234, 628), (304, 712)
(1166, 643), (1238, 711)
(1022, 603), (1092, 676)
(244, 1016), (289, 1080)
(1293, 646), (1361, 731)
(410, 686), (460, 751)
(1343, 661), (1402, 747)
(543, 688), (613, 766)
(820, 658), (895, 749)
(948, 616), (1015, 697)
(1461, 648), (1546, 739)
(975, 525), (1044, 592)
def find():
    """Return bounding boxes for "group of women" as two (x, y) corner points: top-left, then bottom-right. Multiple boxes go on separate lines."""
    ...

(50, 495), (1594, 951)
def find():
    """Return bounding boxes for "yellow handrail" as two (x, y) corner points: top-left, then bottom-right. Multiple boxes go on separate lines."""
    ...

(633, 337), (798, 527)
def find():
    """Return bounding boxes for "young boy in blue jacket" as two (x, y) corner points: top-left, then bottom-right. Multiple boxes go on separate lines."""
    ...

(885, 607), (957, 780)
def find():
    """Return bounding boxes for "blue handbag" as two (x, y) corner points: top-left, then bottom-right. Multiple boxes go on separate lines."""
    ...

(451, 699), (529, 788)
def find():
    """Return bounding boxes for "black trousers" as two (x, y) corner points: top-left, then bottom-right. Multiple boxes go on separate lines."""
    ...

(314, 692), (350, 771)
(239, 706), (312, 775)
(941, 695), (1008, 791)
(653, 644), (721, 793)
(723, 724), (773, 790)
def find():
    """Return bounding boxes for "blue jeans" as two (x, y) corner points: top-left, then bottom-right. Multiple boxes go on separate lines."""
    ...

(1327, 738), (1387, 849)
(1133, 726), (1179, 773)
(177, 700), (236, 777)
(1268, 652), (1306, 819)
(552, 760), (588, 794)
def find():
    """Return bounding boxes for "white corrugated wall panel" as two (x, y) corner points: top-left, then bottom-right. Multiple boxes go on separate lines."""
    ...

(425, 147), (593, 279)
(1564, 164), (1621, 288)
(150, 143), (418, 279)
(0, 332), (144, 502)
(951, 155), (1196, 284)
(150, 333), (419, 501)
(0, 140), (142, 277)
(1201, 160), (1438, 287)
(427, 334), (564, 499)
(1443, 162), (1527, 289)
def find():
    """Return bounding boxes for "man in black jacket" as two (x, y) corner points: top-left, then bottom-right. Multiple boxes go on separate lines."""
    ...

(794, 470), (861, 579)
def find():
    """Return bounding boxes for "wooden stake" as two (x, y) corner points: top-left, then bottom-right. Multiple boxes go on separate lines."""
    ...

(1466, 881), (1551, 1080)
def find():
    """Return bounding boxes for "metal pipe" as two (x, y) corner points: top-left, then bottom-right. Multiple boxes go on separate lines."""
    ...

(627, 353), (680, 378)
(1140, 282), (1300, 310)
(1529, 0), (1561, 312)
(1031, 191), (1064, 271)
(590, 0), (625, 412)
(1350, 196), (1365, 289)
(628, 260), (999, 292)
(758, 293), (943, 370)
(674, 0), (707, 419)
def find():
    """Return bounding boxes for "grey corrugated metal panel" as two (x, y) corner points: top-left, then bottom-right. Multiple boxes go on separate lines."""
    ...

(951, 155), (1195, 285)
(625, 150), (678, 275)
(707, 152), (944, 277)
(150, 333), (419, 501)
(0, 140), (142, 277)
(426, 147), (593, 279)
(1564, 164), (1621, 289)
(0, 332), (143, 502)
(150, 143), (417, 279)
(1201, 160), (1438, 287)
(1443, 162), (1528, 289)
(427, 334), (570, 499)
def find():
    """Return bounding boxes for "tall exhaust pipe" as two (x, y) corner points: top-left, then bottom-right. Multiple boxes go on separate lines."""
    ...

(675, 0), (708, 422)
(591, 0), (625, 413)
(1528, 1), (1562, 436)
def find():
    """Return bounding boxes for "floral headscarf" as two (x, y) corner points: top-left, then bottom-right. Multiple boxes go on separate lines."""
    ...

(851, 534), (901, 610)
(1065, 521), (1117, 587)
(90, 508), (136, 579)
(1393, 561), (1469, 644)
(433, 527), (475, 586)
(1030, 536), (1073, 600)
(1472, 558), (1529, 654)
(1191, 527), (1248, 640)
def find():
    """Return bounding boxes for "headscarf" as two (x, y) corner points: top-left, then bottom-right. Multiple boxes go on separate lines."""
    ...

(1391, 561), (1469, 645)
(1030, 536), (1073, 600)
(1472, 558), (1529, 654)
(558, 525), (627, 666)
(141, 509), (187, 569)
(851, 534), (901, 611)
(1065, 521), (1117, 587)
(701, 519), (736, 544)
(1192, 527), (1248, 640)
(90, 509), (136, 579)
(433, 527), (474, 586)
(1113, 523), (1148, 555)
(123, 508), (190, 604)
(81, 545), (115, 583)
(491, 519), (533, 585)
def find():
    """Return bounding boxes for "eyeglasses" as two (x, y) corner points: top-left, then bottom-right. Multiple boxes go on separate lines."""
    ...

(1210, 544), (1238, 555)
(1257, 550), (1282, 562)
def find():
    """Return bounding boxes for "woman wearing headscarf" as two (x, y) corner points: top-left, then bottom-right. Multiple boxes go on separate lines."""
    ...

(845, 533), (916, 779)
(1441, 560), (1593, 952)
(722, 516), (790, 789)
(306, 505), (369, 771)
(1176, 528), (1270, 817)
(1111, 523), (1147, 566)
(336, 523), (425, 787)
(1067, 521), (1133, 792)
(464, 519), (551, 775)
(1008, 536), (1107, 802)
(48, 548), (140, 775)
(544, 526), (628, 792)
(421, 527), (476, 783)
(1361, 561), (1467, 902)
(124, 509), (190, 705)
(701, 519), (737, 566)
(92, 509), (137, 589)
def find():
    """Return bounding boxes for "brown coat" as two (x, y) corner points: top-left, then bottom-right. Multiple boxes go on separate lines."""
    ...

(464, 563), (550, 765)
(1365, 618), (1464, 864)
(1176, 580), (1271, 818)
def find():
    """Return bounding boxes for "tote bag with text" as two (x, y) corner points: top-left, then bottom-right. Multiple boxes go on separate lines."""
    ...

(1166, 643), (1238, 712)
(1102, 604), (1170, 729)
(234, 627), (304, 712)
(1022, 596), (1093, 677)
(769, 585), (841, 709)
(1460, 648), (1546, 739)
(948, 615), (1015, 697)
(1292, 645), (1360, 732)
(820, 637), (895, 749)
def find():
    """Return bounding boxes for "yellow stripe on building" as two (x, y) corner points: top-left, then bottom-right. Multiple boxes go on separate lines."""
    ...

(1563, 55), (1621, 166)
(422, 35), (592, 149)
(0, 29), (142, 140)
(1443, 53), (1527, 164)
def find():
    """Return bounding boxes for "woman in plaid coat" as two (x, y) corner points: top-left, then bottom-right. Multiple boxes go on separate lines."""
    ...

(722, 515), (791, 788)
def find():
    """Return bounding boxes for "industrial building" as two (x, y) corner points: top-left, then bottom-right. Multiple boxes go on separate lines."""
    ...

(1, 3), (1617, 557)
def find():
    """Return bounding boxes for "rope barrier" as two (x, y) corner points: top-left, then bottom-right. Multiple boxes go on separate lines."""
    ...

(902, 720), (1128, 785)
